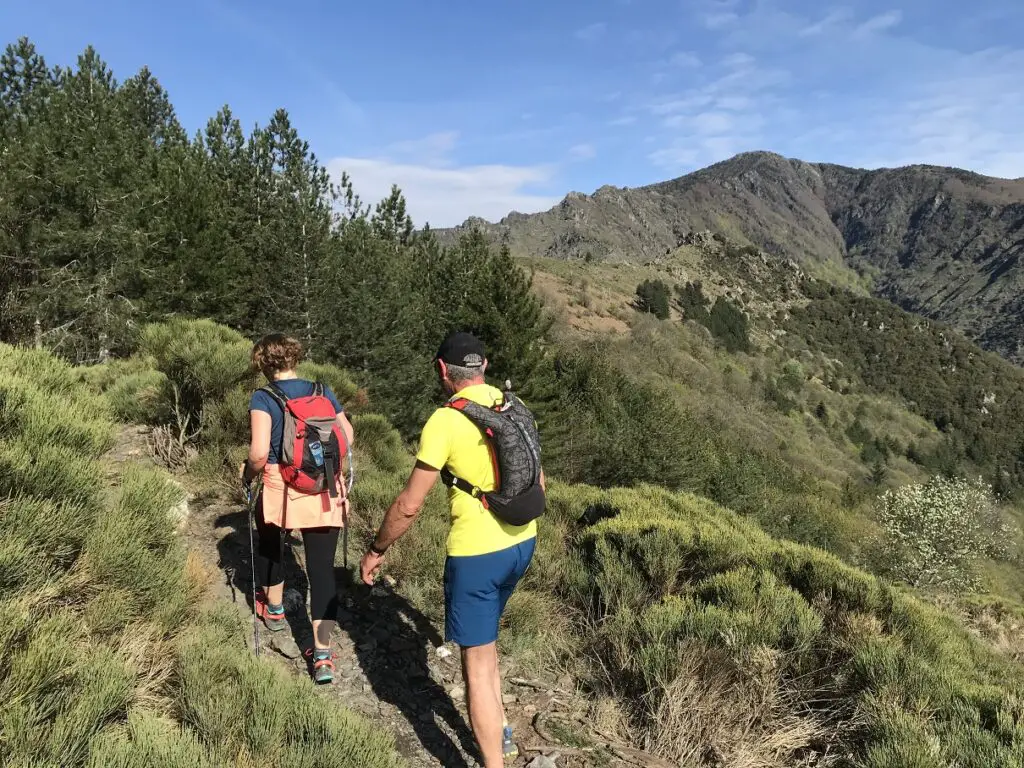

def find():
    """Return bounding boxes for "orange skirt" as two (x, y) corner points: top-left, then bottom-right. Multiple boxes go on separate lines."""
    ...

(259, 463), (347, 529)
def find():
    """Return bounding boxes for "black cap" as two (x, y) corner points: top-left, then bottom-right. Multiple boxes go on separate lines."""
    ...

(436, 331), (486, 368)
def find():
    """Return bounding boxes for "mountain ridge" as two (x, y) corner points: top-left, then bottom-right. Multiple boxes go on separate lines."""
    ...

(443, 151), (1024, 363)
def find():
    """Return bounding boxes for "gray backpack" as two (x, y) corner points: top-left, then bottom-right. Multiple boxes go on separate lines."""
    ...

(439, 387), (545, 526)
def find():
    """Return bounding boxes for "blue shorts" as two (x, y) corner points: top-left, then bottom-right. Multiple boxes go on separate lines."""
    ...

(443, 538), (536, 648)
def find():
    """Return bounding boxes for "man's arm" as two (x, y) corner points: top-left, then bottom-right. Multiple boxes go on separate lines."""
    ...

(361, 461), (440, 584)
(372, 461), (439, 549)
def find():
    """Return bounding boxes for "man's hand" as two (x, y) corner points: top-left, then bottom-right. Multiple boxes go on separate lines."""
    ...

(360, 549), (384, 586)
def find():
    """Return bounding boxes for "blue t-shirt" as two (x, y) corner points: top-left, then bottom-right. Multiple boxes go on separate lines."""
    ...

(249, 379), (343, 464)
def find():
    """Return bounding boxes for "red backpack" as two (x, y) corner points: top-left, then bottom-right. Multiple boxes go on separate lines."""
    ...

(260, 382), (350, 498)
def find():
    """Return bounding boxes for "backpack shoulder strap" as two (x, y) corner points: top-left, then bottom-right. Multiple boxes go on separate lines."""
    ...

(261, 382), (289, 410)
(312, 381), (324, 397)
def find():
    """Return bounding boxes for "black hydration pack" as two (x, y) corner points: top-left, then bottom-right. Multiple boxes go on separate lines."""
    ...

(440, 386), (545, 526)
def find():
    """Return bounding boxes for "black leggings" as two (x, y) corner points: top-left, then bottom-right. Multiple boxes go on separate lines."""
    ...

(255, 502), (341, 622)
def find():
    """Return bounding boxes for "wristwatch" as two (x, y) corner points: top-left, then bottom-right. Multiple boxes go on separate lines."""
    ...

(369, 541), (388, 556)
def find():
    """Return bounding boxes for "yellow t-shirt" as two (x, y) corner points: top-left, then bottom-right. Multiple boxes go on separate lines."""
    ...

(416, 383), (538, 557)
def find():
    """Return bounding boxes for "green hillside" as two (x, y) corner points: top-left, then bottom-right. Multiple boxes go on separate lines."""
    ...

(46, 319), (1024, 767)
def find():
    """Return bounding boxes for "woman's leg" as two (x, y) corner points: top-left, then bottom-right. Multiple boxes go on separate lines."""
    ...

(255, 497), (285, 604)
(302, 526), (341, 648)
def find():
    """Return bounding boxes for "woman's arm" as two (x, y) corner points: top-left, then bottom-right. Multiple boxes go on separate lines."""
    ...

(336, 411), (355, 448)
(243, 409), (272, 482)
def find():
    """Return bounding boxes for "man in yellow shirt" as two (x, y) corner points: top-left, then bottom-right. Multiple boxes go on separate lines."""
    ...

(360, 332), (543, 767)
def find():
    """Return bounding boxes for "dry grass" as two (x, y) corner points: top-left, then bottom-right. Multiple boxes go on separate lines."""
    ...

(629, 645), (846, 768)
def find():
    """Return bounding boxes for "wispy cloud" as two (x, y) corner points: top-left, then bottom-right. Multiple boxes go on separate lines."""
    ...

(799, 8), (854, 37)
(609, 115), (638, 127)
(204, 1), (366, 124)
(703, 11), (739, 29)
(853, 10), (903, 38)
(386, 131), (460, 166)
(569, 143), (597, 161)
(575, 22), (608, 43)
(669, 50), (702, 67)
(721, 52), (755, 68)
(643, 2), (1024, 180)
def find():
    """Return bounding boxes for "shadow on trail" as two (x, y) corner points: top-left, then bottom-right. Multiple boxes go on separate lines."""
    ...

(212, 504), (479, 766)
(335, 567), (480, 767)
(214, 507), (316, 652)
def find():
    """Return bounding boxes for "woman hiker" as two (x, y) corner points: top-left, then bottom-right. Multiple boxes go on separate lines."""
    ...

(240, 333), (355, 684)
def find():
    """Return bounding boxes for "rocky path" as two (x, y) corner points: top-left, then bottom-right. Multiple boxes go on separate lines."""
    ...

(111, 426), (669, 768)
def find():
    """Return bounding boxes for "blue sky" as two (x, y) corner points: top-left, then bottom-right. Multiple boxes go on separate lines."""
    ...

(3, 0), (1023, 227)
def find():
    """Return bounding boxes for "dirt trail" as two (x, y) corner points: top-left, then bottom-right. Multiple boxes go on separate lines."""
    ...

(110, 426), (663, 768)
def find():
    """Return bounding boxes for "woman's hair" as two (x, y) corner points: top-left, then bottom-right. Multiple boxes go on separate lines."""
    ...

(252, 333), (304, 376)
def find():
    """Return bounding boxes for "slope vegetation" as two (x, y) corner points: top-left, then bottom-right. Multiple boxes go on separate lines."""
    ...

(76, 319), (1024, 768)
(0, 342), (400, 768)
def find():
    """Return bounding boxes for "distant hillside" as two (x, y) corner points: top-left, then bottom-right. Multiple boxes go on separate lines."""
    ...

(443, 152), (1024, 364)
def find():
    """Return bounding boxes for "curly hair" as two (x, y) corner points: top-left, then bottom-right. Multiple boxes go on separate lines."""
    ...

(252, 333), (304, 377)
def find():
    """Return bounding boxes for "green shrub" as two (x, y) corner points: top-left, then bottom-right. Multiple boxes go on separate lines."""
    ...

(352, 413), (408, 475)
(707, 296), (750, 352)
(297, 360), (360, 406)
(674, 281), (710, 324)
(0, 376), (114, 456)
(543, 482), (1024, 766)
(140, 319), (255, 446)
(634, 279), (671, 320)
(105, 369), (170, 424)
(544, 351), (711, 489)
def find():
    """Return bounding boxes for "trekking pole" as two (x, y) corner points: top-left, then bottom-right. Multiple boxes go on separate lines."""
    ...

(244, 475), (262, 657)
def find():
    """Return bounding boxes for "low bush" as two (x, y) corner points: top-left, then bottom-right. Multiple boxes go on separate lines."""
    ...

(139, 318), (255, 447)
(540, 482), (1024, 767)
(0, 342), (399, 767)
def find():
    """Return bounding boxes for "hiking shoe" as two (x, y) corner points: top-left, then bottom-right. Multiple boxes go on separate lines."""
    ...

(306, 648), (335, 685)
(254, 590), (288, 632)
(502, 726), (518, 761)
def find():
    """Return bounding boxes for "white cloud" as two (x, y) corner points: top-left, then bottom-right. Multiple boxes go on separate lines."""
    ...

(330, 157), (560, 228)
(703, 11), (739, 29)
(716, 95), (753, 111)
(386, 131), (460, 166)
(669, 50), (702, 67)
(575, 22), (607, 43)
(721, 52), (756, 68)
(799, 8), (854, 37)
(853, 10), (903, 38)
(569, 143), (597, 161)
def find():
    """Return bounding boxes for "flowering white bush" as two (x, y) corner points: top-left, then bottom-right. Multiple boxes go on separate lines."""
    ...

(877, 476), (1009, 590)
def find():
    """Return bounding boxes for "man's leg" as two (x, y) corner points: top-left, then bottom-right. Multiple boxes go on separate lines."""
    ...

(462, 642), (503, 768)
(494, 538), (536, 757)
(446, 552), (507, 766)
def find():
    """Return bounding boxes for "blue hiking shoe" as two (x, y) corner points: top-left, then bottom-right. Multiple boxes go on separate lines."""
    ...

(254, 590), (287, 632)
(306, 647), (335, 685)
